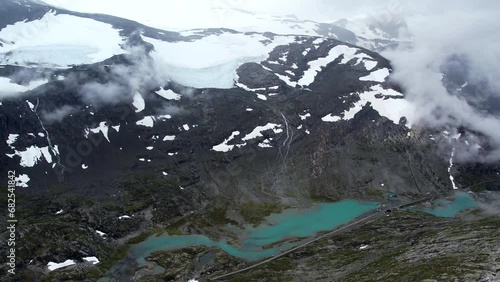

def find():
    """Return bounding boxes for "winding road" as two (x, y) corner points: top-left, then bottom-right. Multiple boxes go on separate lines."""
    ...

(208, 198), (431, 280)
(207, 177), (500, 280)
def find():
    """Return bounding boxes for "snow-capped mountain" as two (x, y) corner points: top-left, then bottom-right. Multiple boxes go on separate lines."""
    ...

(0, 0), (416, 189)
(0, 0), (498, 280)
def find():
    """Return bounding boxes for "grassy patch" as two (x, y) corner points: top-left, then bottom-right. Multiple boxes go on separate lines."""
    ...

(268, 258), (295, 271)
(239, 202), (282, 225)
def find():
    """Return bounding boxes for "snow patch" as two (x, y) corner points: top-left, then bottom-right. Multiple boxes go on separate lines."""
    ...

(83, 256), (100, 265)
(298, 45), (367, 86)
(364, 60), (377, 71)
(256, 94), (267, 100)
(156, 88), (181, 100)
(326, 85), (413, 126)
(6, 145), (53, 167)
(242, 123), (282, 141)
(47, 260), (76, 271)
(16, 174), (30, 187)
(212, 131), (241, 152)
(322, 114), (342, 122)
(132, 92), (145, 113)
(0, 77), (48, 96)
(163, 135), (176, 141)
(299, 112), (311, 120)
(359, 68), (390, 82)
(6, 134), (19, 149)
(275, 73), (297, 87)
(89, 122), (110, 142)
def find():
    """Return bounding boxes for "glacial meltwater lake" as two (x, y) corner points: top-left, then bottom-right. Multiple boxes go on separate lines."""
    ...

(104, 194), (480, 279)
(129, 200), (378, 264)
(420, 192), (479, 218)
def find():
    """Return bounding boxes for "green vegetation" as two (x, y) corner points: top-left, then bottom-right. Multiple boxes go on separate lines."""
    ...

(239, 202), (282, 225)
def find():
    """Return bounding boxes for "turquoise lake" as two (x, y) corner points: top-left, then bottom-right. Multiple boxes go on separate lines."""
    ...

(103, 194), (482, 280)
(129, 200), (378, 264)
(420, 192), (479, 218)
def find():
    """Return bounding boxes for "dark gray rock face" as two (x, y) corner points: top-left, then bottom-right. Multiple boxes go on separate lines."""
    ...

(0, 1), (498, 281)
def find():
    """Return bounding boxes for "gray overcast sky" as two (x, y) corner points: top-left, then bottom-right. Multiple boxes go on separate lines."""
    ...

(38, 0), (465, 29)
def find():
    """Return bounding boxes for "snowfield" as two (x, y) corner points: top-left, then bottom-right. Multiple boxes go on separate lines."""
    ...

(156, 88), (181, 100)
(6, 145), (53, 167)
(359, 68), (390, 82)
(0, 11), (126, 67)
(142, 33), (295, 88)
(322, 85), (414, 126)
(298, 45), (375, 86)
(0, 77), (48, 97)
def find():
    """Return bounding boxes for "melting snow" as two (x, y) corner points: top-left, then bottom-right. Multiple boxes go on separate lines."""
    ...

(235, 81), (266, 92)
(118, 215), (131, 220)
(96, 230), (106, 237)
(132, 92), (145, 113)
(55, 209), (63, 215)
(364, 60), (378, 71)
(142, 33), (294, 88)
(156, 88), (181, 100)
(324, 85), (414, 126)
(183, 124), (190, 131)
(298, 45), (369, 86)
(275, 73), (297, 87)
(258, 139), (273, 148)
(242, 123), (282, 141)
(322, 114), (342, 122)
(6, 145), (53, 167)
(16, 174), (30, 187)
(0, 77), (48, 96)
(212, 131), (241, 152)
(83, 256), (100, 265)
(47, 260), (76, 271)
(359, 68), (390, 82)
(246, 108), (253, 112)
(136, 115), (172, 128)
(47, 259), (76, 271)
(6, 134), (19, 149)
(163, 135), (176, 141)
(299, 113), (311, 120)
(89, 122), (110, 142)
(256, 94), (267, 100)
(0, 12), (125, 68)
